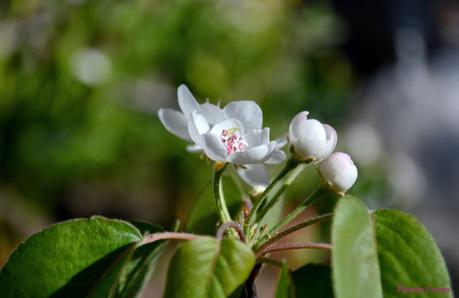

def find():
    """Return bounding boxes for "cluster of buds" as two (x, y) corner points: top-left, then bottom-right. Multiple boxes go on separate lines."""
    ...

(288, 111), (358, 194)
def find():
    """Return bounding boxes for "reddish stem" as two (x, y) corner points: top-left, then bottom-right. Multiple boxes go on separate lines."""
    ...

(142, 232), (199, 245)
(256, 241), (331, 257)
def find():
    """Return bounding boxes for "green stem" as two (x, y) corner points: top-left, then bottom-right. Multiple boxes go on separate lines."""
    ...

(255, 163), (306, 223)
(256, 257), (284, 268)
(214, 164), (232, 223)
(246, 158), (301, 226)
(255, 212), (333, 251)
(257, 186), (327, 246)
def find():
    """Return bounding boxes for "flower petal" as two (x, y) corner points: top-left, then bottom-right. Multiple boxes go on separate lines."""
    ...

(265, 149), (287, 164)
(275, 135), (288, 148)
(158, 108), (191, 141)
(186, 144), (202, 152)
(198, 103), (227, 125)
(245, 128), (270, 147)
(317, 124), (337, 160)
(294, 119), (327, 158)
(237, 164), (269, 188)
(288, 111), (309, 144)
(188, 111), (210, 146)
(229, 142), (276, 165)
(177, 84), (199, 117)
(201, 133), (228, 161)
(223, 101), (263, 130)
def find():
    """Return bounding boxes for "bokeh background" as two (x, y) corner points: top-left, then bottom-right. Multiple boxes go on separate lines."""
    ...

(1, 0), (458, 296)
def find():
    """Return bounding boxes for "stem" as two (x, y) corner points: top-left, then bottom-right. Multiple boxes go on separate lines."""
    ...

(255, 212), (333, 251)
(256, 257), (284, 268)
(142, 232), (199, 245)
(254, 161), (305, 223)
(214, 163), (232, 223)
(256, 242), (332, 257)
(240, 263), (262, 298)
(216, 221), (246, 242)
(258, 186), (327, 245)
(246, 158), (301, 226)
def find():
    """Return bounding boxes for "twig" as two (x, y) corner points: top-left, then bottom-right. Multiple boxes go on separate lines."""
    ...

(142, 232), (199, 245)
(257, 242), (332, 257)
(255, 213), (333, 251)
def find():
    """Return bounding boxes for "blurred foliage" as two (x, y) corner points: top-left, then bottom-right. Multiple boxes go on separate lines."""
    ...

(0, 0), (359, 266)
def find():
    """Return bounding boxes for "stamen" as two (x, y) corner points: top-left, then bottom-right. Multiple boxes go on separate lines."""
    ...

(220, 128), (247, 154)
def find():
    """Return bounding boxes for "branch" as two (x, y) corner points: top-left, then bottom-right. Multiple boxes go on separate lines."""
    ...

(257, 241), (332, 257)
(255, 213), (333, 251)
(142, 232), (200, 245)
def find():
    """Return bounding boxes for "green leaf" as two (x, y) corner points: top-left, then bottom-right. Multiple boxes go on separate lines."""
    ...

(275, 262), (294, 298)
(331, 196), (383, 298)
(292, 264), (333, 298)
(0, 216), (166, 298)
(164, 237), (255, 298)
(373, 210), (453, 298)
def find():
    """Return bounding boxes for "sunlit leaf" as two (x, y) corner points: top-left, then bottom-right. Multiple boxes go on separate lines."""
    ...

(0, 216), (166, 298)
(373, 210), (453, 298)
(331, 196), (383, 298)
(164, 237), (255, 298)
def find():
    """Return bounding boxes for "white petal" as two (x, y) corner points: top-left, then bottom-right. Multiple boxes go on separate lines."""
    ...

(186, 144), (202, 152)
(334, 165), (358, 192)
(288, 111), (309, 144)
(188, 111), (210, 146)
(209, 118), (244, 136)
(275, 135), (288, 148)
(237, 164), (269, 188)
(201, 133), (228, 161)
(229, 142), (276, 165)
(265, 149), (287, 164)
(177, 84), (199, 117)
(319, 152), (358, 193)
(223, 101), (262, 130)
(316, 124), (337, 160)
(294, 119), (327, 159)
(158, 108), (191, 141)
(245, 128), (270, 147)
(198, 103), (227, 125)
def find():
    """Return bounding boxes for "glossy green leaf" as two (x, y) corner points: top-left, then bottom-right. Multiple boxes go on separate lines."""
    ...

(292, 264), (333, 298)
(373, 210), (453, 298)
(331, 196), (383, 298)
(275, 262), (294, 298)
(0, 216), (167, 298)
(164, 237), (255, 298)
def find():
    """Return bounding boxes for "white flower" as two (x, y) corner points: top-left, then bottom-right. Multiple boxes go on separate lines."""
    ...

(158, 85), (286, 188)
(188, 105), (281, 165)
(319, 152), (358, 194)
(288, 111), (337, 162)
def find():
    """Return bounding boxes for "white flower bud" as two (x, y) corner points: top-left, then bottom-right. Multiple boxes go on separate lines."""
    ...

(319, 152), (358, 194)
(288, 111), (337, 161)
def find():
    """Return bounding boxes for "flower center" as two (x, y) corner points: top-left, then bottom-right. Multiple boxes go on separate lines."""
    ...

(220, 128), (247, 155)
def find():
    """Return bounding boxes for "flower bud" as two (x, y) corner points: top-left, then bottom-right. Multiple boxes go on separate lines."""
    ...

(319, 152), (358, 194)
(288, 111), (337, 161)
